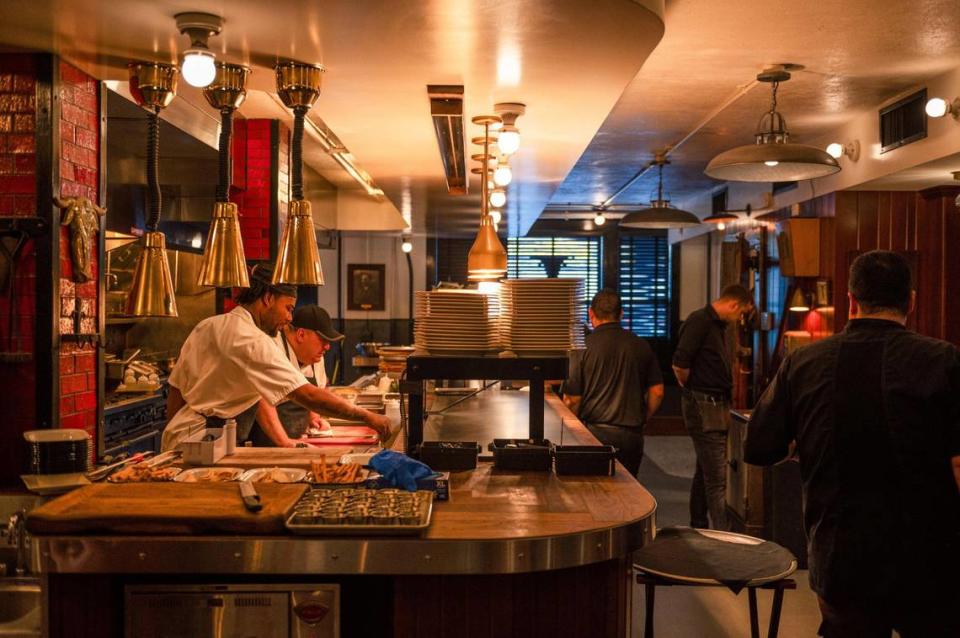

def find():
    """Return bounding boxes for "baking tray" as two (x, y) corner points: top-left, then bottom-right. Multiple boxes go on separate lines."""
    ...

(285, 488), (433, 536)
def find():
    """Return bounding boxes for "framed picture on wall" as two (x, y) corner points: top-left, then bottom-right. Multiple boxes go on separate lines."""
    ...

(347, 263), (386, 311)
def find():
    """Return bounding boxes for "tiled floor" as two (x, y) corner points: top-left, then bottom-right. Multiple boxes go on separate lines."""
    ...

(632, 436), (823, 637)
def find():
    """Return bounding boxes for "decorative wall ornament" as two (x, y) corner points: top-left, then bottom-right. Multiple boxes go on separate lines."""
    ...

(56, 196), (105, 283)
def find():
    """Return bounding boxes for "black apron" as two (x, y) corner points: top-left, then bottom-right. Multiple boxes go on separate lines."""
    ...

(247, 331), (319, 446)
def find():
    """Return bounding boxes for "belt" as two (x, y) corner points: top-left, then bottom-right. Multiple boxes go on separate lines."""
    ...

(682, 388), (730, 402)
(586, 422), (643, 430)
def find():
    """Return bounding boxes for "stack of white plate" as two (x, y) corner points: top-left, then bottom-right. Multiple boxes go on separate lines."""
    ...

(499, 279), (586, 355)
(414, 290), (500, 355)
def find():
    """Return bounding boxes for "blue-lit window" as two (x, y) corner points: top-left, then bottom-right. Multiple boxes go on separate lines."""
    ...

(619, 234), (671, 338)
(506, 236), (602, 314)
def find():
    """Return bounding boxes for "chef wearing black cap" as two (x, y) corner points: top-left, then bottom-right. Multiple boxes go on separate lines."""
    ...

(162, 264), (394, 451)
(248, 305), (344, 447)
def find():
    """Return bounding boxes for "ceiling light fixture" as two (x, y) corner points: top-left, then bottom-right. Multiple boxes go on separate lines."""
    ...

(705, 68), (841, 182)
(825, 140), (860, 161)
(493, 159), (513, 186)
(467, 115), (508, 281)
(197, 63), (251, 288)
(489, 187), (507, 208)
(925, 96), (960, 119)
(175, 12), (222, 88)
(125, 62), (179, 317)
(593, 211), (606, 226)
(401, 236), (413, 253)
(493, 102), (525, 156)
(619, 155), (702, 229)
(273, 61), (325, 285)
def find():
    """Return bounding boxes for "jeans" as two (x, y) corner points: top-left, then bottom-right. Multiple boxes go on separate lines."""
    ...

(585, 423), (644, 477)
(681, 390), (729, 530)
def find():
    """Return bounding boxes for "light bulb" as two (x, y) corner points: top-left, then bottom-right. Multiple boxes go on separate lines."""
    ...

(593, 213), (606, 226)
(182, 49), (216, 87)
(498, 127), (520, 155)
(717, 222), (726, 231)
(825, 142), (844, 159)
(401, 239), (413, 253)
(489, 209), (502, 225)
(494, 164), (512, 186)
(764, 160), (779, 167)
(489, 189), (506, 208)
(926, 97), (949, 118)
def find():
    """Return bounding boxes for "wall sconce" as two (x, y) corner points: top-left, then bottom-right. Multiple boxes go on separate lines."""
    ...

(401, 236), (413, 253)
(593, 211), (606, 226)
(925, 96), (960, 119)
(825, 140), (860, 161)
(788, 287), (810, 312)
(815, 280), (831, 307)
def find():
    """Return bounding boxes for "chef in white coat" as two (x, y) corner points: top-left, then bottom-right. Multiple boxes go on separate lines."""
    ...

(162, 264), (393, 451)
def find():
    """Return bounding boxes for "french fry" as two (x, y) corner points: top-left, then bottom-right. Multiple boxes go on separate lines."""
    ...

(319, 455), (328, 482)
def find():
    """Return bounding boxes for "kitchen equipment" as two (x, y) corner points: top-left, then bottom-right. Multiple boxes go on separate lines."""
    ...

(125, 583), (340, 638)
(553, 445), (617, 476)
(26, 483), (308, 535)
(85, 451), (153, 482)
(238, 480), (262, 512)
(23, 429), (90, 474)
(305, 426), (379, 446)
(489, 439), (553, 471)
(102, 393), (166, 462)
(417, 441), (479, 472)
(105, 348), (142, 381)
(285, 488), (433, 535)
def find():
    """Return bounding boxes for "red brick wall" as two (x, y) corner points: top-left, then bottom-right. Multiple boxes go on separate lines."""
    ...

(0, 54), (38, 482)
(57, 61), (100, 450)
(231, 118), (289, 260)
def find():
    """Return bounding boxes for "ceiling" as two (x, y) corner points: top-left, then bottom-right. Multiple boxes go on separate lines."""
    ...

(2, 1), (960, 237)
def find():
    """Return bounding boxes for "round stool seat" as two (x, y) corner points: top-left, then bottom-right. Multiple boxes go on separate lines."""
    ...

(633, 526), (797, 591)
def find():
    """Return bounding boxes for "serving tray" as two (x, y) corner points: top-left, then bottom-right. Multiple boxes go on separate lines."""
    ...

(285, 488), (433, 536)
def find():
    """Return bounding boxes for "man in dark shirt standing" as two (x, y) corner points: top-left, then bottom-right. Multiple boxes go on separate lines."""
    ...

(673, 284), (754, 530)
(564, 289), (664, 476)
(746, 251), (960, 637)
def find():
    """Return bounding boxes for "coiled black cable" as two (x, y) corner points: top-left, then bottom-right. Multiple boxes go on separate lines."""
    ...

(145, 107), (161, 232)
(291, 105), (307, 201)
(216, 108), (233, 203)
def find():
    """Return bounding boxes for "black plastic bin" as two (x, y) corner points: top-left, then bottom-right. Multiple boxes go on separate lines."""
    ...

(489, 439), (553, 471)
(553, 445), (617, 476)
(418, 441), (480, 472)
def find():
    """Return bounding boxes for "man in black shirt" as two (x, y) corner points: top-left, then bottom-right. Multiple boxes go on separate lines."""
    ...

(673, 284), (754, 530)
(746, 251), (960, 637)
(564, 289), (664, 476)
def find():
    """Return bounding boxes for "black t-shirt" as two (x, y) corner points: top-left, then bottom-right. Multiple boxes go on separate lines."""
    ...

(564, 322), (663, 427)
(745, 319), (960, 604)
(673, 304), (731, 393)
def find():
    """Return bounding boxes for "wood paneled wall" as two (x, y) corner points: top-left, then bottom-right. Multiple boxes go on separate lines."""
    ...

(832, 188), (960, 344)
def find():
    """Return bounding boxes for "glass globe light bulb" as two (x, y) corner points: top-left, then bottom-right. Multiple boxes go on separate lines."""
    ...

(494, 164), (512, 186)
(764, 160), (779, 167)
(825, 142), (844, 159)
(497, 127), (520, 155)
(489, 209), (502, 225)
(489, 189), (506, 208)
(401, 239), (413, 253)
(593, 213), (606, 226)
(182, 49), (216, 88)
(926, 97), (949, 118)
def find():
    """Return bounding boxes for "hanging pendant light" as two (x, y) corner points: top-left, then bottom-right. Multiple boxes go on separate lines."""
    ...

(125, 62), (179, 317)
(467, 115), (508, 281)
(197, 63), (251, 288)
(788, 287), (810, 312)
(705, 69), (840, 182)
(619, 156), (701, 229)
(273, 62), (325, 286)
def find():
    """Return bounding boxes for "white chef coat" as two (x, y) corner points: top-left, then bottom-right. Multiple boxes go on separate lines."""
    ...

(162, 306), (309, 450)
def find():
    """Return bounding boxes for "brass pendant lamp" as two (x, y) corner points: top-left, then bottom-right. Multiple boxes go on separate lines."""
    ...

(197, 63), (251, 288)
(619, 156), (701, 229)
(705, 69), (840, 182)
(125, 62), (179, 317)
(272, 62), (325, 286)
(467, 115), (508, 281)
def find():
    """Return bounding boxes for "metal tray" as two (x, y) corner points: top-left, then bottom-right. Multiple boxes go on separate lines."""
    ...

(173, 467), (244, 483)
(239, 467), (307, 483)
(285, 489), (433, 536)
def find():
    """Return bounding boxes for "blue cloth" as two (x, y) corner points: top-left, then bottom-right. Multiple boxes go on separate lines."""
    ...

(369, 450), (433, 492)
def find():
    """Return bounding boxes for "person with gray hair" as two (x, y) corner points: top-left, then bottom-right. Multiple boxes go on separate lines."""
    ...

(746, 250), (960, 637)
(563, 289), (664, 476)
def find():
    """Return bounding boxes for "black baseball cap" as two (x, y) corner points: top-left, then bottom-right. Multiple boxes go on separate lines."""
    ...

(291, 305), (344, 342)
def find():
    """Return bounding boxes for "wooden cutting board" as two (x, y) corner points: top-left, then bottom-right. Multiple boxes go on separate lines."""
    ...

(26, 483), (307, 536)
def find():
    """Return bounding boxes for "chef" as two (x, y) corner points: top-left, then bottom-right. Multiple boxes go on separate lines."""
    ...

(162, 264), (394, 451)
(248, 305), (342, 447)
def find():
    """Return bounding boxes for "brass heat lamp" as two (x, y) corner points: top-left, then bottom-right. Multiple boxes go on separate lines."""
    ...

(272, 62), (325, 286)
(197, 63), (251, 288)
(125, 62), (179, 317)
(467, 115), (508, 281)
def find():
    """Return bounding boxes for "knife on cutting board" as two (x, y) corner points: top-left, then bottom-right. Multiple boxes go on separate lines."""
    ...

(239, 480), (262, 513)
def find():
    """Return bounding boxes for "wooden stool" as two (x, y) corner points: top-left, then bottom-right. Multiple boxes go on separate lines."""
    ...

(633, 527), (798, 638)
(635, 572), (797, 638)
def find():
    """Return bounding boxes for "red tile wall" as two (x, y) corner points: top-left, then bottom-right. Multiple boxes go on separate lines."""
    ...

(57, 61), (100, 453)
(0, 54), (38, 483)
(230, 118), (289, 260)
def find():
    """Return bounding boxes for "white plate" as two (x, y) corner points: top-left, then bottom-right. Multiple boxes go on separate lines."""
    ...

(174, 467), (245, 483)
(239, 467), (307, 483)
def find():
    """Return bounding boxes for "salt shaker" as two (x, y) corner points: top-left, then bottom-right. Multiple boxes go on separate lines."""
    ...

(223, 418), (237, 455)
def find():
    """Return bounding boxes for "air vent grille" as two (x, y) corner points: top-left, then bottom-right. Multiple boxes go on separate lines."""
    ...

(879, 89), (927, 154)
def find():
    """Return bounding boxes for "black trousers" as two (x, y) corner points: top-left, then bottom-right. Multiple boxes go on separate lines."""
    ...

(817, 594), (960, 638)
(584, 423), (644, 477)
